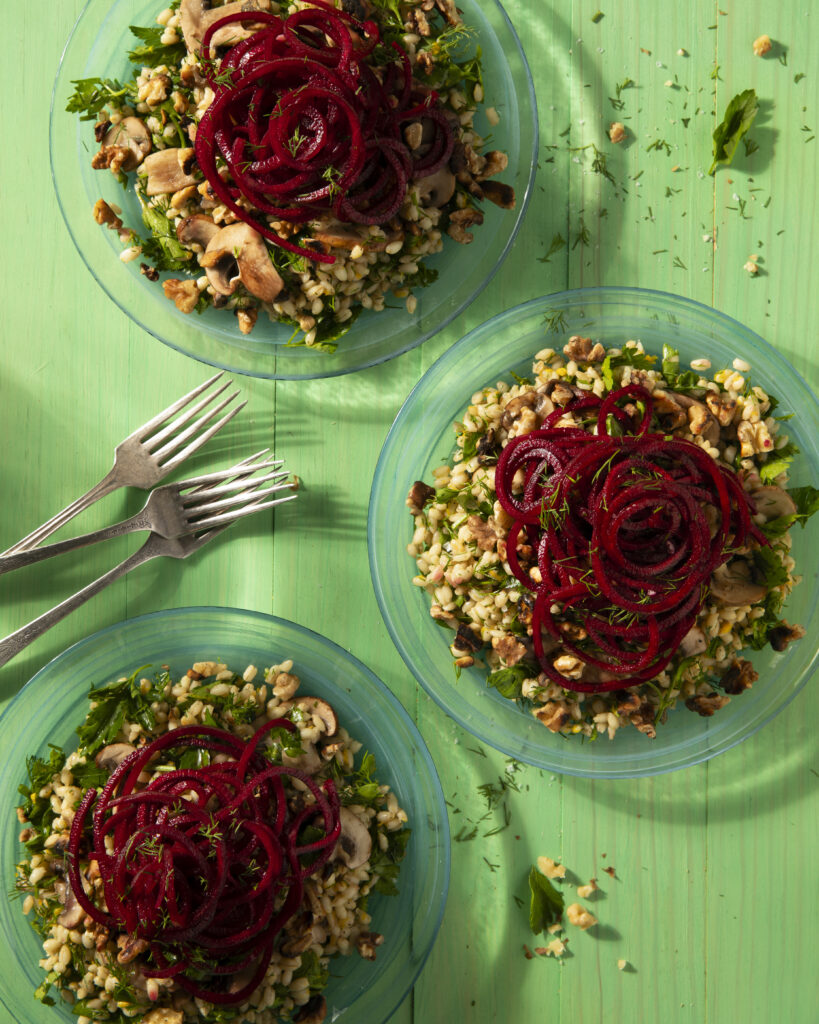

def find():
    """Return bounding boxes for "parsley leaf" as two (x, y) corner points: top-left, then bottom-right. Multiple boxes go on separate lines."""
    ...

(138, 198), (193, 272)
(127, 25), (186, 67)
(789, 485), (819, 525)
(66, 77), (129, 121)
(751, 546), (790, 589)
(528, 865), (564, 934)
(76, 664), (155, 755)
(759, 440), (800, 483)
(709, 88), (759, 175)
(486, 661), (539, 699)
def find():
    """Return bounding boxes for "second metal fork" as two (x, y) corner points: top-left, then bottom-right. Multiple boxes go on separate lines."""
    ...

(0, 453), (291, 576)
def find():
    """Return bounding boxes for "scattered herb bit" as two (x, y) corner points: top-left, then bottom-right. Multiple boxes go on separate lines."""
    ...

(538, 232), (567, 264)
(591, 10), (604, 23)
(543, 308), (569, 334)
(529, 866), (565, 934)
(672, 255), (687, 269)
(646, 138), (672, 155)
(572, 218), (591, 249)
(789, 486), (819, 525)
(794, 73), (806, 84)
(742, 137), (760, 157)
(709, 89), (759, 175)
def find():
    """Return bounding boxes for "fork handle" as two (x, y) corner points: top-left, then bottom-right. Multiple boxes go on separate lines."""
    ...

(1, 469), (120, 556)
(0, 507), (153, 576)
(0, 536), (161, 668)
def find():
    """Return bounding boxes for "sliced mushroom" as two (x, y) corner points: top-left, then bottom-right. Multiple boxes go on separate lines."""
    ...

(415, 167), (456, 207)
(180, 0), (272, 55)
(679, 625), (707, 657)
(479, 180), (516, 209)
(709, 560), (767, 606)
(293, 995), (327, 1024)
(749, 485), (797, 521)
(101, 117), (151, 171)
(201, 223), (284, 302)
(276, 696), (338, 737)
(95, 743), (136, 772)
(176, 214), (220, 248)
(142, 148), (198, 195)
(282, 741), (322, 775)
(335, 807), (372, 869)
(501, 389), (555, 430)
(57, 878), (85, 929)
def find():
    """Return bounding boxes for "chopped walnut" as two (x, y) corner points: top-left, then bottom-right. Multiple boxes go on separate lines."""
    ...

(685, 693), (731, 717)
(92, 198), (123, 231)
(478, 150), (509, 179)
(140, 263), (159, 282)
(705, 391), (737, 426)
(491, 633), (528, 666)
(563, 335), (593, 360)
(467, 514), (498, 551)
(536, 938), (567, 957)
(576, 878), (598, 899)
(408, 8), (432, 35)
(447, 206), (484, 244)
(236, 307), (258, 335)
(609, 121), (627, 143)
(117, 934), (150, 964)
(567, 903), (597, 930)
(406, 480), (435, 513)
(615, 691), (642, 714)
(452, 623), (482, 654)
(720, 658), (758, 694)
(356, 931), (384, 961)
(91, 144), (132, 174)
(480, 180), (516, 209)
(629, 701), (657, 738)
(767, 621), (806, 652)
(534, 701), (572, 732)
(434, 0), (461, 26)
(536, 856), (566, 880)
(753, 34), (772, 56)
(162, 278), (199, 314)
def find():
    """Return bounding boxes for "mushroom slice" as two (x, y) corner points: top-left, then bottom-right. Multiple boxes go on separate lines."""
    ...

(709, 560), (767, 606)
(176, 214), (219, 248)
(749, 485), (797, 521)
(293, 996), (327, 1024)
(202, 223), (284, 302)
(101, 117), (152, 171)
(142, 148), (199, 195)
(415, 167), (456, 207)
(678, 625), (707, 657)
(277, 696), (339, 737)
(180, 0), (272, 55)
(282, 741), (322, 776)
(57, 877), (85, 929)
(335, 807), (372, 869)
(95, 743), (136, 772)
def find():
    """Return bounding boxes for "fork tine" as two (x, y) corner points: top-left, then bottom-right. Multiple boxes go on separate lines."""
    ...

(182, 469), (289, 508)
(149, 389), (242, 462)
(129, 372), (225, 443)
(141, 380), (234, 452)
(185, 493), (298, 531)
(175, 453), (278, 491)
(184, 480), (294, 519)
(155, 398), (248, 470)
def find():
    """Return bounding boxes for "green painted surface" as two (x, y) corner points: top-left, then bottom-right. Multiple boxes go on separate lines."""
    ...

(1, 1), (817, 1023)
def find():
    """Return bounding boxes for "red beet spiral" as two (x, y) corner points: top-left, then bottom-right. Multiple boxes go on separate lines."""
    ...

(66, 720), (340, 1005)
(494, 384), (767, 692)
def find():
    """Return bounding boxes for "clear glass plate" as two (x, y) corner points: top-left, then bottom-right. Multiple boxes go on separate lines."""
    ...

(0, 608), (449, 1023)
(50, 0), (537, 380)
(368, 287), (819, 778)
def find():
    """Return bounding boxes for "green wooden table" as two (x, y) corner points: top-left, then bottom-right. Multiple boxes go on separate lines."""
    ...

(2, 1), (817, 1021)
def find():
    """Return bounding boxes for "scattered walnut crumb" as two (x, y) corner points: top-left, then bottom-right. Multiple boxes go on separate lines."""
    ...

(577, 878), (598, 899)
(618, 958), (629, 971)
(535, 938), (567, 958)
(547, 922), (563, 935)
(523, 944), (534, 960)
(609, 121), (627, 144)
(752, 34), (772, 56)
(537, 856), (566, 880)
(744, 258), (760, 275)
(567, 903), (597, 930)
(603, 865), (616, 878)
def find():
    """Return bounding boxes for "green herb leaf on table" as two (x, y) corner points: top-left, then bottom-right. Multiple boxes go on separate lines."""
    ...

(709, 88), (759, 175)
(529, 865), (564, 934)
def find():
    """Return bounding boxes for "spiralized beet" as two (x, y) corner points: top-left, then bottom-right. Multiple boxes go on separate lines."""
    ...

(66, 720), (340, 1005)
(193, 0), (455, 263)
(494, 384), (767, 692)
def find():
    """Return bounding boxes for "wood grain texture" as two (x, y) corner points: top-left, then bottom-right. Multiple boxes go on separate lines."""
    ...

(1, 1), (817, 1023)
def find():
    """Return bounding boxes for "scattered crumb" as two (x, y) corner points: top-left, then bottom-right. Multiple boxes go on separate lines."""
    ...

(567, 903), (598, 930)
(537, 856), (566, 880)
(547, 922), (563, 935)
(753, 34), (772, 57)
(664, 79), (674, 87)
(577, 878), (598, 899)
(603, 866), (617, 878)
(609, 122), (627, 144)
(671, 164), (681, 172)
(523, 944), (534, 960)
(618, 958), (629, 971)
(677, 47), (688, 56)
(536, 938), (567, 958)
(744, 257), (760, 275)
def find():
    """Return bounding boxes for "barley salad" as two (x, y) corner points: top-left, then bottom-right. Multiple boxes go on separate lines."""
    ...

(69, 0), (514, 352)
(13, 658), (409, 1024)
(406, 337), (819, 742)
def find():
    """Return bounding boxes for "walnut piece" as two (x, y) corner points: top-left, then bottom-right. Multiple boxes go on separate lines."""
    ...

(567, 903), (598, 930)
(491, 633), (527, 666)
(162, 278), (200, 314)
(93, 198), (123, 232)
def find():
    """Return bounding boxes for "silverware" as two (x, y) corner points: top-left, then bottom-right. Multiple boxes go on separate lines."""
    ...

(2, 372), (245, 556)
(0, 452), (289, 575)
(0, 463), (296, 668)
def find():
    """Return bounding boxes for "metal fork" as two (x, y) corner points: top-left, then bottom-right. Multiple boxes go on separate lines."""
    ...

(0, 453), (290, 576)
(0, 470), (297, 669)
(2, 372), (245, 556)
